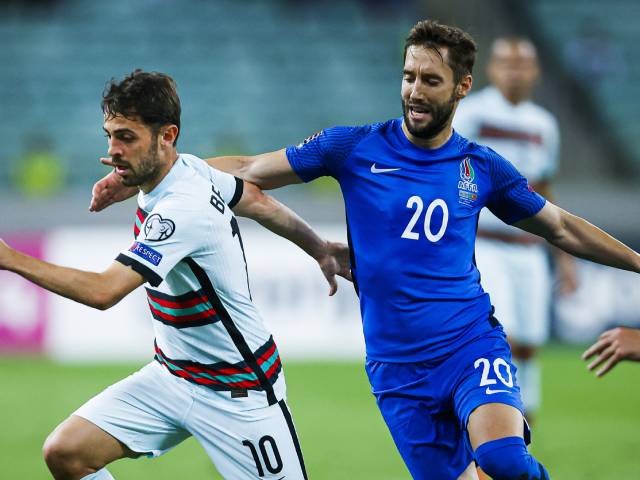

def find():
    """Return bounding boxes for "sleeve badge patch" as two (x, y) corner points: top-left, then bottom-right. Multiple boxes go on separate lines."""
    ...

(297, 130), (322, 148)
(129, 242), (163, 266)
(144, 214), (176, 241)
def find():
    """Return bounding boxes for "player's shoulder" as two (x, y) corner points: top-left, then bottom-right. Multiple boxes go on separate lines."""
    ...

(152, 157), (212, 212)
(319, 119), (394, 144)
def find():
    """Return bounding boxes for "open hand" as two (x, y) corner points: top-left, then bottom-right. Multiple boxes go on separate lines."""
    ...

(582, 327), (640, 377)
(89, 158), (137, 212)
(316, 241), (353, 296)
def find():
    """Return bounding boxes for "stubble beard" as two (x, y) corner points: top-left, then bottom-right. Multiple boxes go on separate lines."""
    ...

(119, 141), (162, 187)
(402, 91), (457, 140)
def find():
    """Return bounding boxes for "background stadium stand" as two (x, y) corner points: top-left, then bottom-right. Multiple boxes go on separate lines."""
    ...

(1, 0), (637, 246)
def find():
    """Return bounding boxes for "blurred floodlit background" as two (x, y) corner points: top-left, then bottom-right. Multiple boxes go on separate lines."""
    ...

(1, 1), (639, 478)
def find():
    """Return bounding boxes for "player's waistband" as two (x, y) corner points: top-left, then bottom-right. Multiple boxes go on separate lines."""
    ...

(153, 336), (282, 393)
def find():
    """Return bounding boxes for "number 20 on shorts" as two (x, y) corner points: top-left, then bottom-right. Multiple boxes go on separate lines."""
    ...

(474, 357), (514, 392)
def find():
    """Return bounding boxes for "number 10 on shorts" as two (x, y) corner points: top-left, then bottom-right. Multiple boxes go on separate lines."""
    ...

(242, 435), (283, 477)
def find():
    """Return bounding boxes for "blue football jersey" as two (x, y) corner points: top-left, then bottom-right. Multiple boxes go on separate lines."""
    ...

(286, 118), (546, 362)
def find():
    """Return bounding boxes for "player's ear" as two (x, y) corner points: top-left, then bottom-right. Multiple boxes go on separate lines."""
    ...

(160, 125), (179, 146)
(456, 74), (473, 99)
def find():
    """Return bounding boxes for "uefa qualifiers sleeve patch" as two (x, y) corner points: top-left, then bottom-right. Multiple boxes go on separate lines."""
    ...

(129, 242), (163, 266)
(144, 214), (175, 241)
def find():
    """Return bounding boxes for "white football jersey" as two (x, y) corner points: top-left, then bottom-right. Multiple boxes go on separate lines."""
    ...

(454, 86), (560, 233)
(116, 154), (284, 405)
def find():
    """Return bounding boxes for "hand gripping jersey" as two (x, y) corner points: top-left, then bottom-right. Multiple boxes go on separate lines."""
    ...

(454, 86), (559, 235)
(286, 119), (546, 362)
(116, 154), (284, 405)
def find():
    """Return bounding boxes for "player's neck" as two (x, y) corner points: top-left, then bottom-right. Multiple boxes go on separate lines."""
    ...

(401, 121), (453, 150)
(140, 152), (179, 194)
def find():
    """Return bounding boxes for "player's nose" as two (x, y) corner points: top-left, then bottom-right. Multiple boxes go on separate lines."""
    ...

(107, 141), (123, 158)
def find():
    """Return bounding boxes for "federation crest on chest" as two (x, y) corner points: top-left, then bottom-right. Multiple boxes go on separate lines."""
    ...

(458, 157), (479, 205)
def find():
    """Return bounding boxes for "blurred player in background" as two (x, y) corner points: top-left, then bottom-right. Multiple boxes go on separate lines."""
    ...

(0, 70), (351, 480)
(92, 21), (640, 480)
(583, 326), (640, 376)
(454, 37), (577, 423)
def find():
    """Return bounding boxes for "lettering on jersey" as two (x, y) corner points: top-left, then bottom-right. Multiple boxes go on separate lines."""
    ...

(129, 242), (163, 266)
(458, 157), (479, 206)
(144, 214), (175, 241)
(297, 130), (322, 148)
(210, 185), (225, 214)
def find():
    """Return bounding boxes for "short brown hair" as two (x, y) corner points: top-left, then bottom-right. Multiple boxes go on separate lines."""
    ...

(404, 20), (478, 83)
(102, 70), (181, 146)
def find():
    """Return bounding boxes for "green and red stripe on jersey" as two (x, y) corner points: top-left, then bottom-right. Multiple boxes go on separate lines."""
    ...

(133, 207), (148, 237)
(154, 336), (282, 391)
(146, 288), (219, 328)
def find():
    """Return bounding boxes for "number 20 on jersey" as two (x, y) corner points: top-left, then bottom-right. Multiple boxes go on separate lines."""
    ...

(401, 196), (449, 242)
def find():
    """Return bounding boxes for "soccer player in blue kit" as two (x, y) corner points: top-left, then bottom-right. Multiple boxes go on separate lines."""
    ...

(92, 21), (640, 480)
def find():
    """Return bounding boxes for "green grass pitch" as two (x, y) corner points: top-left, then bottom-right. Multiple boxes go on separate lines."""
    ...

(2, 345), (639, 479)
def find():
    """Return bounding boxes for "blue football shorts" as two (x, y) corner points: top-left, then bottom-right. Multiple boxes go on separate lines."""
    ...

(366, 328), (526, 480)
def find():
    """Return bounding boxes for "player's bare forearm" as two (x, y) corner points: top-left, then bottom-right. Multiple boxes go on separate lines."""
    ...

(551, 212), (639, 272)
(0, 241), (144, 310)
(233, 183), (352, 294)
(516, 203), (640, 273)
(205, 149), (302, 190)
(245, 194), (324, 259)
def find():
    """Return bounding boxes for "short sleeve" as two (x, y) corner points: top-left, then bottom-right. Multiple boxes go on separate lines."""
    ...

(485, 150), (547, 225)
(180, 155), (243, 207)
(116, 201), (202, 287)
(285, 125), (372, 182)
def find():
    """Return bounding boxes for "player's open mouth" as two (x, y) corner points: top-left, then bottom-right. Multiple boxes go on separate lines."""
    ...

(409, 105), (431, 122)
(114, 164), (130, 175)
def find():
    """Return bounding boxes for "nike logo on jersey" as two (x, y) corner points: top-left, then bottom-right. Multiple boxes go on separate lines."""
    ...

(485, 387), (511, 395)
(370, 163), (401, 174)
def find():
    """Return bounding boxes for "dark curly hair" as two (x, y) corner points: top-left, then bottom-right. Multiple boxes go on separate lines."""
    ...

(404, 20), (478, 84)
(102, 70), (181, 146)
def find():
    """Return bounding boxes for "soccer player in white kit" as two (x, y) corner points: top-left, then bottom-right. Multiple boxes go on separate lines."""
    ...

(0, 70), (351, 479)
(454, 37), (576, 421)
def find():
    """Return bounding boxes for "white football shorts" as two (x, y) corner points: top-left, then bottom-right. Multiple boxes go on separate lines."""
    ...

(74, 361), (307, 479)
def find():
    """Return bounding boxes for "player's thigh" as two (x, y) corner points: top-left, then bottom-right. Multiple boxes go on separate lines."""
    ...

(73, 361), (192, 458)
(475, 240), (517, 326)
(512, 247), (552, 346)
(453, 335), (527, 448)
(44, 414), (138, 471)
(366, 360), (473, 480)
(189, 397), (307, 479)
(467, 403), (524, 450)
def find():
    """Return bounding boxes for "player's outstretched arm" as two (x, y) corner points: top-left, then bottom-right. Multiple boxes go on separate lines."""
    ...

(232, 181), (352, 295)
(513, 201), (640, 273)
(0, 239), (145, 309)
(91, 149), (300, 211)
(205, 149), (303, 190)
(582, 327), (640, 376)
